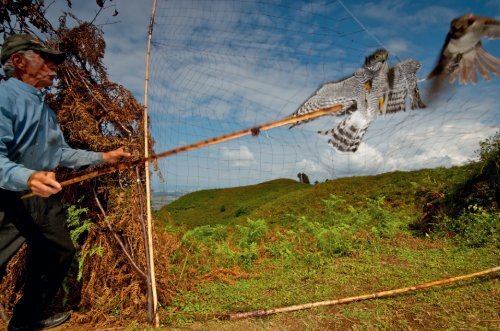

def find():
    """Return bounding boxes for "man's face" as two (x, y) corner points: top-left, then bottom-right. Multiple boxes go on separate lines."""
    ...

(19, 51), (58, 89)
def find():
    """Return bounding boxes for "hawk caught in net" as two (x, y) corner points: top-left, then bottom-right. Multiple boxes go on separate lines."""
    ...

(291, 49), (426, 152)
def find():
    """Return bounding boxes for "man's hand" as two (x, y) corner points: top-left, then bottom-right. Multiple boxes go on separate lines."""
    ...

(102, 147), (131, 164)
(27, 171), (62, 198)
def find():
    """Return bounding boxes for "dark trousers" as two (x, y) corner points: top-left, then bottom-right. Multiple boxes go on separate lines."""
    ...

(0, 189), (75, 325)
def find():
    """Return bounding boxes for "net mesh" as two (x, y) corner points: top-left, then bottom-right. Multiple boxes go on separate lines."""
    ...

(148, 0), (499, 202)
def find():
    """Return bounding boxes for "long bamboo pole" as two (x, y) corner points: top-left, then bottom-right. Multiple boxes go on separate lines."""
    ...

(21, 105), (342, 199)
(143, 0), (159, 327)
(226, 266), (499, 320)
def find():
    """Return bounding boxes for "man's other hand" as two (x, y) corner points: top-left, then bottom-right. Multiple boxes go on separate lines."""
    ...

(28, 171), (62, 198)
(102, 147), (131, 164)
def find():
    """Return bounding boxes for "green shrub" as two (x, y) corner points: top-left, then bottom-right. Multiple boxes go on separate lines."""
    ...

(182, 224), (228, 245)
(234, 206), (250, 217)
(435, 205), (499, 247)
(420, 133), (499, 246)
(365, 196), (403, 238)
(321, 194), (402, 238)
(66, 198), (93, 245)
(298, 216), (353, 256)
(236, 219), (268, 249)
(316, 227), (352, 256)
(266, 231), (297, 259)
(238, 242), (259, 268)
(213, 241), (237, 267)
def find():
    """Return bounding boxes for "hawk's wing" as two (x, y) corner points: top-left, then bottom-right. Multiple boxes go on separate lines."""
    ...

(289, 74), (358, 128)
(386, 59), (426, 114)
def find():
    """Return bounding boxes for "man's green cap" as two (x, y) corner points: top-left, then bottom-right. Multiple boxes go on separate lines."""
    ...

(1, 34), (66, 65)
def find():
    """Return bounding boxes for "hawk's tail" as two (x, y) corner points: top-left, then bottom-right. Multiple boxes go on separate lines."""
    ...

(318, 111), (370, 153)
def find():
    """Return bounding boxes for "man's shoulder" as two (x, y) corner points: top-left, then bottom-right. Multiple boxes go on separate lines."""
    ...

(0, 79), (18, 94)
(0, 77), (26, 94)
(0, 80), (21, 114)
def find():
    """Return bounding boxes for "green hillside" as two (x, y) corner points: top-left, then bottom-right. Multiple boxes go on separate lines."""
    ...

(158, 178), (312, 228)
(160, 165), (477, 230)
(154, 145), (498, 329)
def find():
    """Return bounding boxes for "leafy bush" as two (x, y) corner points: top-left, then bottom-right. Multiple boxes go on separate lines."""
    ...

(182, 224), (228, 245)
(322, 194), (402, 238)
(234, 207), (250, 217)
(66, 198), (93, 245)
(65, 198), (96, 282)
(434, 205), (499, 247)
(365, 196), (404, 238)
(298, 216), (353, 257)
(266, 231), (296, 259)
(236, 219), (268, 249)
(420, 133), (499, 246)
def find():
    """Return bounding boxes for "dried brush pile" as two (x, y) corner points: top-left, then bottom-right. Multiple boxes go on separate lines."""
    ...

(0, 1), (178, 327)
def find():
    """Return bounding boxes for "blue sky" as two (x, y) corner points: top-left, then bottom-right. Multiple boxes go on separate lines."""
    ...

(4, 1), (499, 193)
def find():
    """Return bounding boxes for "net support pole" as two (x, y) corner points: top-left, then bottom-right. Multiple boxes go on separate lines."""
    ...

(143, 0), (159, 327)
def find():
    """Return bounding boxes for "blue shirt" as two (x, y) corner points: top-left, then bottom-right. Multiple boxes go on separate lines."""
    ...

(0, 78), (104, 191)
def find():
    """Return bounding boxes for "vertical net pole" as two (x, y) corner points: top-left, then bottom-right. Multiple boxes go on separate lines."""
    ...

(143, 0), (159, 327)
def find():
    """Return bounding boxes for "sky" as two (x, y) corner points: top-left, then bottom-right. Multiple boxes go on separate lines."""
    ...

(3, 0), (500, 194)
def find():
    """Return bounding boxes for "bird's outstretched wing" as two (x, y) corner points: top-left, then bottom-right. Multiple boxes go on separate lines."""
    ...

(448, 43), (500, 84)
(289, 75), (358, 129)
(427, 14), (500, 86)
(386, 59), (426, 113)
(479, 16), (500, 38)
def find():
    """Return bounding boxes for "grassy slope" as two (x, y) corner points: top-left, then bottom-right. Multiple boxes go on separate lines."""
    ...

(156, 165), (499, 330)
(158, 178), (312, 228)
(162, 166), (474, 228)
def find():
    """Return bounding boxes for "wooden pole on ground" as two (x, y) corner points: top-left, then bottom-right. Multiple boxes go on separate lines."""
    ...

(226, 266), (499, 320)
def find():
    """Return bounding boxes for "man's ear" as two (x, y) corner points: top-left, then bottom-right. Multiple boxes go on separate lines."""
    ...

(11, 53), (26, 70)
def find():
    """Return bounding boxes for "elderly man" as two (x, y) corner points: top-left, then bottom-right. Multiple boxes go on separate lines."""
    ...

(0, 34), (130, 330)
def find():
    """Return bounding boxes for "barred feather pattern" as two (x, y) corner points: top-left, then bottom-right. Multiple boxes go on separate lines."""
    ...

(290, 48), (390, 152)
(325, 60), (389, 152)
(289, 75), (361, 129)
(386, 59), (426, 113)
(289, 49), (389, 129)
(322, 110), (370, 152)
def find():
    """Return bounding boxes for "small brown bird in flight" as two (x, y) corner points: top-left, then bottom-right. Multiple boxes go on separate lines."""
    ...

(427, 13), (500, 86)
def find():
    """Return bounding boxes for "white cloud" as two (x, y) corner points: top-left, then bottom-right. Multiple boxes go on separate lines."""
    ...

(296, 158), (324, 173)
(386, 38), (409, 54)
(221, 145), (256, 167)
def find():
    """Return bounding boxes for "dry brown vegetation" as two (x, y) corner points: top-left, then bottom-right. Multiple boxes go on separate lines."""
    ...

(0, 1), (178, 327)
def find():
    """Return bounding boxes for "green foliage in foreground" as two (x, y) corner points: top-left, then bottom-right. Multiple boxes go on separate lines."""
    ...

(172, 195), (406, 275)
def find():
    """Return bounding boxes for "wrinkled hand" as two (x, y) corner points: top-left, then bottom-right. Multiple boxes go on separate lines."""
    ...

(27, 171), (62, 198)
(102, 147), (131, 164)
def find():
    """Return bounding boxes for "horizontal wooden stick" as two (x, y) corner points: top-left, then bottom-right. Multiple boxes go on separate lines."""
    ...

(21, 106), (342, 199)
(226, 266), (499, 320)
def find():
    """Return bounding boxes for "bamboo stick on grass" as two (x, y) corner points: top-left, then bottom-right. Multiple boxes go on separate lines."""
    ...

(227, 266), (499, 320)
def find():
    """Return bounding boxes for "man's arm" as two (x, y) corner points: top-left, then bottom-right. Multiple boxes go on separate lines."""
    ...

(60, 145), (131, 167)
(102, 147), (131, 164)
